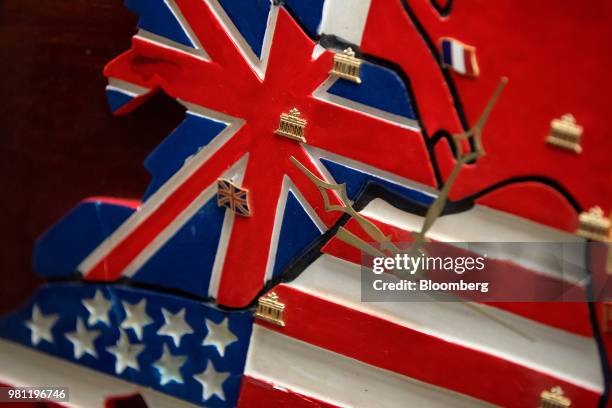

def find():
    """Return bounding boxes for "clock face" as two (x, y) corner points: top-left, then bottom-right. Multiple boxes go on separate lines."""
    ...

(0, 1), (610, 407)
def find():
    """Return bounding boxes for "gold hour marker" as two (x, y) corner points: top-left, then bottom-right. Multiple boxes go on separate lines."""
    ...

(275, 108), (307, 143)
(546, 114), (583, 153)
(330, 48), (362, 84)
(255, 292), (285, 327)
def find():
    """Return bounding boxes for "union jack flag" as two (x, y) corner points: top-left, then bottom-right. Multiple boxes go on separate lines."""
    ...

(32, 0), (437, 308)
(217, 179), (251, 217)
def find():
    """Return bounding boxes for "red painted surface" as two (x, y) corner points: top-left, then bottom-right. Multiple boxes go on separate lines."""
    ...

(238, 376), (339, 408)
(406, 0), (612, 223)
(475, 182), (579, 232)
(258, 285), (602, 408)
(462, 45), (477, 77)
(361, 0), (464, 137)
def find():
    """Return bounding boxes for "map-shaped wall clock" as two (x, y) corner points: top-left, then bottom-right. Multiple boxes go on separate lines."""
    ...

(1, 0), (611, 407)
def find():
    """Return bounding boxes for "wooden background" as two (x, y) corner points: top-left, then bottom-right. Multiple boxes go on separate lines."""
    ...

(0, 1), (185, 313)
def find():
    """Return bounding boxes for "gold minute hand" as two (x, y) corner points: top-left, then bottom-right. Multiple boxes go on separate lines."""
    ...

(417, 77), (508, 241)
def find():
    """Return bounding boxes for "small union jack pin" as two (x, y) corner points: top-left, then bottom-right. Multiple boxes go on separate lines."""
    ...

(217, 179), (251, 217)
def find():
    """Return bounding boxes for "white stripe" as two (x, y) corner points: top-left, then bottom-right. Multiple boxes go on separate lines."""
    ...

(245, 325), (493, 408)
(288, 255), (603, 393)
(208, 155), (249, 298)
(0, 339), (198, 408)
(132, 0), (210, 61)
(77, 102), (244, 275)
(107, 78), (151, 96)
(360, 198), (588, 284)
(135, 30), (209, 61)
(311, 43), (326, 60)
(318, 0), (372, 46)
(312, 76), (420, 131)
(163, 0), (202, 51)
(105, 85), (139, 99)
(263, 177), (293, 284)
(451, 40), (466, 74)
(205, 0), (278, 80)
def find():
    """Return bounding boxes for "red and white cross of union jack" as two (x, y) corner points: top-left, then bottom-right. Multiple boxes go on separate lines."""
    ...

(79, 1), (438, 307)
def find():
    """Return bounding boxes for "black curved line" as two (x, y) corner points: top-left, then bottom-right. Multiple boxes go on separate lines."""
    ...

(399, 0), (473, 148)
(455, 175), (583, 213)
(294, 3), (475, 183)
(351, 181), (475, 216)
(430, 0), (455, 17)
(427, 129), (461, 185)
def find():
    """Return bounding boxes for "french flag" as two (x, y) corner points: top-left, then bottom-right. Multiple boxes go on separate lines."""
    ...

(441, 37), (480, 77)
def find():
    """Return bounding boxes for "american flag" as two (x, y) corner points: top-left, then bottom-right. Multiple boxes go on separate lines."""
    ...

(0, 284), (252, 407)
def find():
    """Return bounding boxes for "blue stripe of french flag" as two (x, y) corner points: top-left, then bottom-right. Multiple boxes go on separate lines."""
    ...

(441, 37), (480, 77)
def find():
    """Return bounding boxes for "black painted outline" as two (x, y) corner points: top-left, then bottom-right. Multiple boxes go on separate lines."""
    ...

(430, 0), (455, 17)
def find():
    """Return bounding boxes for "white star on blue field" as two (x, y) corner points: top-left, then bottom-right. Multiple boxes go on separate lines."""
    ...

(0, 283), (253, 407)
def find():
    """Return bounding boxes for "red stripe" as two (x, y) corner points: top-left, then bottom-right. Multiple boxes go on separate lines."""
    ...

(257, 285), (601, 407)
(322, 217), (594, 336)
(82, 196), (141, 209)
(463, 47), (474, 76)
(238, 376), (339, 408)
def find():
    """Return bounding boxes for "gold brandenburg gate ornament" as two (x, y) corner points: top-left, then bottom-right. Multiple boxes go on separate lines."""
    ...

(275, 108), (307, 143)
(255, 292), (286, 327)
(540, 386), (571, 408)
(546, 114), (583, 153)
(330, 47), (363, 84)
(576, 206), (612, 274)
(576, 206), (611, 242)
